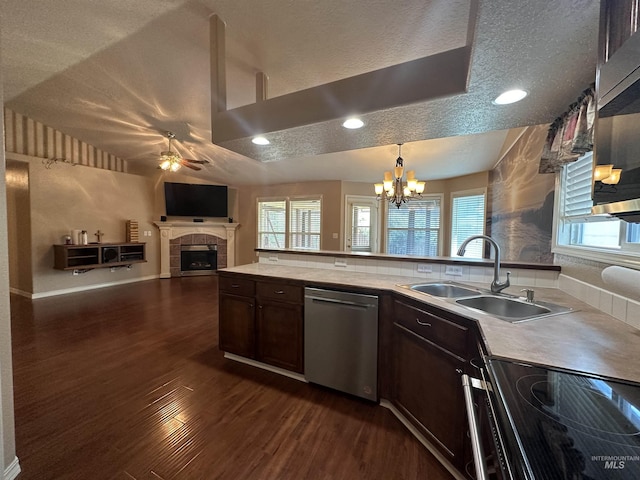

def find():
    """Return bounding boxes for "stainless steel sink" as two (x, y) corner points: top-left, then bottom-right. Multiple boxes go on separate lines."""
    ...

(406, 281), (481, 298)
(399, 281), (572, 323)
(456, 295), (571, 323)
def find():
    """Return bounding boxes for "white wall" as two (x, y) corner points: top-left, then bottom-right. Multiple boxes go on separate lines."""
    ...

(0, 24), (21, 479)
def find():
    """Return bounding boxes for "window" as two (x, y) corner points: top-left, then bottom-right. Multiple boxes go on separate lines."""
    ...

(257, 197), (322, 250)
(386, 197), (441, 256)
(555, 152), (640, 260)
(451, 190), (486, 258)
(289, 199), (321, 250)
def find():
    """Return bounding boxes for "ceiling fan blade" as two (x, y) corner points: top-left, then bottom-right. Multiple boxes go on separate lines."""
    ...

(182, 158), (208, 164)
(180, 160), (202, 171)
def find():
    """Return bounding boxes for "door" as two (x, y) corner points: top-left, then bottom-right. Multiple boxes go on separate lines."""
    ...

(345, 196), (379, 253)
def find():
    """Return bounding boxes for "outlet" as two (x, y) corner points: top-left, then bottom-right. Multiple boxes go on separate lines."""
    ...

(268, 255), (278, 262)
(416, 264), (432, 273)
(334, 258), (347, 267)
(445, 265), (464, 276)
(72, 269), (79, 276)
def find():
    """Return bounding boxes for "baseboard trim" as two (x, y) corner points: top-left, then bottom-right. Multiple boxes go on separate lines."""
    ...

(380, 399), (466, 480)
(30, 275), (160, 299)
(223, 353), (307, 383)
(4, 456), (21, 480)
(9, 287), (31, 298)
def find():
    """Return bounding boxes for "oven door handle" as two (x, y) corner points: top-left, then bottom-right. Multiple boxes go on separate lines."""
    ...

(462, 374), (489, 480)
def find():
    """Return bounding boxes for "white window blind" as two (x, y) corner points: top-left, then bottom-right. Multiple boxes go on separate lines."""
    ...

(386, 198), (441, 256)
(451, 193), (486, 258)
(351, 205), (371, 251)
(562, 154), (594, 220)
(257, 200), (286, 248)
(289, 198), (321, 250)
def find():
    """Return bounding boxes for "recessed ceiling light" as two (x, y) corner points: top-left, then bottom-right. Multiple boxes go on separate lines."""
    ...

(342, 117), (364, 129)
(252, 136), (270, 145)
(493, 89), (528, 105)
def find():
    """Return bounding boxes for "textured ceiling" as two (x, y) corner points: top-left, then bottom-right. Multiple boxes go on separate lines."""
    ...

(1, 0), (600, 185)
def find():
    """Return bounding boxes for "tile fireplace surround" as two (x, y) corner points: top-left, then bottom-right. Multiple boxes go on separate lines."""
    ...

(154, 222), (239, 278)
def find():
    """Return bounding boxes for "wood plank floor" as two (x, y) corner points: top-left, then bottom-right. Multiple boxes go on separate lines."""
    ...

(10, 276), (454, 480)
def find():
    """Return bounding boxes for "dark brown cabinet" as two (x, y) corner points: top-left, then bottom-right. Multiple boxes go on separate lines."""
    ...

(218, 273), (304, 373)
(391, 298), (474, 472)
(599, 0), (639, 64)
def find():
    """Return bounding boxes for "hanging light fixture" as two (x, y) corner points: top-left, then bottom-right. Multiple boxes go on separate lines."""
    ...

(374, 143), (425, 208)
(160, 132), (182, 172)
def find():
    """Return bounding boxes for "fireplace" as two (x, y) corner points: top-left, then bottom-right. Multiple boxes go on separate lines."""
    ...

(180, 245), (217, 276)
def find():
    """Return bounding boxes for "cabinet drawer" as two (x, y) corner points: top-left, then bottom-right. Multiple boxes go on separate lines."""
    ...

(219, 276), (255, 297)
(394, 300), (468, 357)
(257, 281), (303, 303)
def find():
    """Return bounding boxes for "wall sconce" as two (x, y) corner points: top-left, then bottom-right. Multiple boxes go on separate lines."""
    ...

(594, 164), (622, 185)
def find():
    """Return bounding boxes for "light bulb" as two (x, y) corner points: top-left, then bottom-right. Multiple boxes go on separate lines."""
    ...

(602, 169), (622, 185)
(374, 183), (384, 195)
(407, 178), (417, 191)
(594, 164), (613, 181)
(383, 180), (393, 191)
(415, 182), (426, 194)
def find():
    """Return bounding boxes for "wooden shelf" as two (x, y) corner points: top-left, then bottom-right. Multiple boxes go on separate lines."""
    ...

(54, 243), (146, 271)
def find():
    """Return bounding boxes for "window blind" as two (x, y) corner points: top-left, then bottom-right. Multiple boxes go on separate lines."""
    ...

(451, 194), (485, 258)
(386, 198), (440, 256)
(351, 205), (371, 251)
(257, 200), (286, 248)
(289, 198), (321, 250)
(563, 155), (594, 220)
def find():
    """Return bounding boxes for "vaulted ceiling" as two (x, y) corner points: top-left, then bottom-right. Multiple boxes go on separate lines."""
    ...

(1, 0), (600, 185)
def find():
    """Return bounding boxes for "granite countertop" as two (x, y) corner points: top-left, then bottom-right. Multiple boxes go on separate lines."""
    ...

(221, 263), (640, 384)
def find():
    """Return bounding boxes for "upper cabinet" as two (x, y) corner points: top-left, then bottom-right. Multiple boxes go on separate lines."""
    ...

(599, 0), (639, 65)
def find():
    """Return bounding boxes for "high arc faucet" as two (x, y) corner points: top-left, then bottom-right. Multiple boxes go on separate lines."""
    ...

(456, 235), (510, 293)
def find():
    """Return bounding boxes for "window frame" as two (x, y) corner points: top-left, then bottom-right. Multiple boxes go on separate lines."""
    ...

(552, 153), (640, 267)
(383, 194), (443, 257)
(450, 188), (487, 258)
(256, 195), (323, 251)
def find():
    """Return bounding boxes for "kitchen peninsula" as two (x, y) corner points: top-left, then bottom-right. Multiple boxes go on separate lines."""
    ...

(219, 248), (640, 479)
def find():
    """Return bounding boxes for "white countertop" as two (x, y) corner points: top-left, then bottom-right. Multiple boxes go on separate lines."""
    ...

(221, 263), (640, 384)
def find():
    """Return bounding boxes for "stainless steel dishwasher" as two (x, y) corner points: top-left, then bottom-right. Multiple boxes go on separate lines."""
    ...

(304, 287), (379, 401)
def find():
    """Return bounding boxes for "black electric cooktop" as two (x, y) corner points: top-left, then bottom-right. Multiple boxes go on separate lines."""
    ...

(487, 359), (640, 479)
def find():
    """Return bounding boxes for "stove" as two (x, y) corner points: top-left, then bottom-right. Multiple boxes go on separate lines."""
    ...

(486, 359), (640, 479)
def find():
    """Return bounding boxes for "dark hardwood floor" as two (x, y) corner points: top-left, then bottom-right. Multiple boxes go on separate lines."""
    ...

(10, 276), (454, 480)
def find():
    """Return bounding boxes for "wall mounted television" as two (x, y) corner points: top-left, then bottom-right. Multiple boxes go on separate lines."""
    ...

(164, 182), (228, 218)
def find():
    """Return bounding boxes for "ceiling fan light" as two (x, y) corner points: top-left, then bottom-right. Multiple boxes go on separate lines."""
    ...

(170, 161), (181, 172)
(160, 160), (171, 170)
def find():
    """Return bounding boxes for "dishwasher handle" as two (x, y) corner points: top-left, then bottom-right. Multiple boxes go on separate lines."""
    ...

(462, 374), (489, 480)
(306, 295), (374, 309)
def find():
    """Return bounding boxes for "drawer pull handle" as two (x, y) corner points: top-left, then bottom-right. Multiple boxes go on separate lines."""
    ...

(230, 284), (240, 288)
(274, 290), (285, 294)
(416, 318), (432, 327)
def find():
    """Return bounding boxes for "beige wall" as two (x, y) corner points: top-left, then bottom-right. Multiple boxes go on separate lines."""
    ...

(6, 160), (32, 294)
(235, 174), (490, 265)
(236, 180), (343, 265)
(0, 25), (19, 474)
(9, 153), (159, 296)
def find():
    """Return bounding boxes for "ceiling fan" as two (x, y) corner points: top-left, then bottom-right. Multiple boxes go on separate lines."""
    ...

(159, 131), (208, 172)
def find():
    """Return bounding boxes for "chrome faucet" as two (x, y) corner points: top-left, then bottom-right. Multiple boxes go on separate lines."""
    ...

(456, 235), (510, 293)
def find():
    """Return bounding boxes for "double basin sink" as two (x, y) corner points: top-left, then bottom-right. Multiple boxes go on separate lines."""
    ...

(399, 281), (572, 323)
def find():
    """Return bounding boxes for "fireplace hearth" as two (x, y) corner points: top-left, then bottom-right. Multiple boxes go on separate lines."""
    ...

(180, 245), (217, 276)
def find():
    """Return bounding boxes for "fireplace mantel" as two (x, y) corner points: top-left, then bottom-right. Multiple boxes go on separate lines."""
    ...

(154, 222), (239, 278)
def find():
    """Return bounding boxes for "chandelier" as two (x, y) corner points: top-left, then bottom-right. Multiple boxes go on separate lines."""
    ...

(374, 143), (425, 208)
(159, 132), (182, 172)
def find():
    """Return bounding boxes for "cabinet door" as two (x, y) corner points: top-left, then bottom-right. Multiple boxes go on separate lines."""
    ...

(219, 293), (256, 358)
(393, 323), (467, 467)
(256, 299), (303, 373)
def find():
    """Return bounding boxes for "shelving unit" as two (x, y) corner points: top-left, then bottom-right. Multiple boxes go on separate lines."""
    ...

(54, 243), (146, 271)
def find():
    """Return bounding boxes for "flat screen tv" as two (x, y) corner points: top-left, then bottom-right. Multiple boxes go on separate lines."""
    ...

(164, 182), (228, 218)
